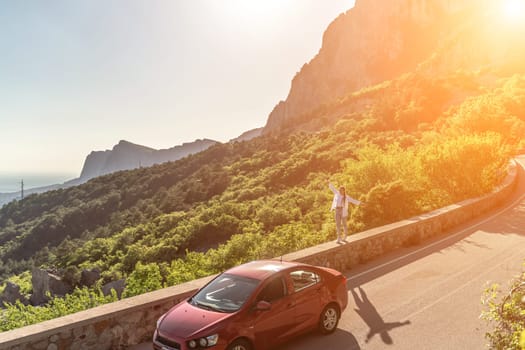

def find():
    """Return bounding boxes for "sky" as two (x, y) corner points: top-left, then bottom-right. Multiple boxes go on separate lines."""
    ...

(0, 0), (355, 176)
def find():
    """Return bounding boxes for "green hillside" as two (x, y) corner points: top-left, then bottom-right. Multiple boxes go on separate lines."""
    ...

(1, 71), (523, 288)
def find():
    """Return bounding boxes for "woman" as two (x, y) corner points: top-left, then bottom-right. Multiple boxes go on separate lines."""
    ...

(329, 180), (362, 243)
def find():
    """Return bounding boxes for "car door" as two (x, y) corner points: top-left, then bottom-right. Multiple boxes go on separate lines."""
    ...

(252, 274), (295, 348)
(287, 268), (323, 333)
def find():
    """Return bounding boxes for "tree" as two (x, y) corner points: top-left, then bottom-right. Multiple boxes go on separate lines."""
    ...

(124, 262), (163, 297)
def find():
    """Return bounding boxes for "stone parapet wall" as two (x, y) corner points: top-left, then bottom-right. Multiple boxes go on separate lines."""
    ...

(285, 161), (518, 270)
(0, 276), (213, 350)
(0, 161), (519, 350)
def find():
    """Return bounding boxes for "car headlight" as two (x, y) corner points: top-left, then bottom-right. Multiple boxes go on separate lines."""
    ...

(205, 334), (219, 346)
(188, 334), (219, 348)
(199, 337), (208, 347)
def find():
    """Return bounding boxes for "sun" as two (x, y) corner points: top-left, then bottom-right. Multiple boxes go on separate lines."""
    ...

(502, 0), (525, 22)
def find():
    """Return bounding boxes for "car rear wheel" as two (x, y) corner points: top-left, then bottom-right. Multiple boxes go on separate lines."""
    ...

(319, 303), (340, 334)
(227, 338), (252, 350)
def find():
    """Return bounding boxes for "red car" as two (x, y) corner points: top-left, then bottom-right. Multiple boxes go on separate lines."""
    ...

(153, 260), (348, 350)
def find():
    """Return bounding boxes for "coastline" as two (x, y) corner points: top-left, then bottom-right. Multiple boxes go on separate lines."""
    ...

(0, 173), (76, 193)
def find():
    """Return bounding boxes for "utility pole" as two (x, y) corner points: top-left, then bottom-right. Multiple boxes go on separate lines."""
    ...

(21, 179), (24, 200)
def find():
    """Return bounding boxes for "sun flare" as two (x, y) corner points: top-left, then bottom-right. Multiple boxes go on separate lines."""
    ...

(502, 0), (525, 22)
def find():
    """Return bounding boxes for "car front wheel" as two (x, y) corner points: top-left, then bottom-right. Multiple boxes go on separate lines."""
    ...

(227, 338), (252, 350)
(319, 304), (340, 334)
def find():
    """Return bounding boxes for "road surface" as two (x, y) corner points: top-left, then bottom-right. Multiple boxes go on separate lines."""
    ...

(133, 156), (525, 350)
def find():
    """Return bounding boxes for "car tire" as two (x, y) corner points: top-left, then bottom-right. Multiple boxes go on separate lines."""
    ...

(319, 303), (340, 334)
(227, 338), (252, 350)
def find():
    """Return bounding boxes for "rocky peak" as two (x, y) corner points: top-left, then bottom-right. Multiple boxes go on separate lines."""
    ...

(113, 140), (154, 152)
(263, 0), (481, 134)
(79, 139), (218, 182)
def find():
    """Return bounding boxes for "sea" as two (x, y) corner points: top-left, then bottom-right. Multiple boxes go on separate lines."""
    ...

(0, 173), (75, 193)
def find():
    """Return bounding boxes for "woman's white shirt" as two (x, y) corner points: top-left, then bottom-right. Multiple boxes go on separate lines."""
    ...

(329, 182), (361, 217)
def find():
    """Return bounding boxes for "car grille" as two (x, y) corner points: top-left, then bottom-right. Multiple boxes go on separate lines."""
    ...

(156, 334), (181, 350)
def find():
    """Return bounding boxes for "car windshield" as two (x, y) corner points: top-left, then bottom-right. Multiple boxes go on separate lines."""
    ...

(190, 273), (259, 313)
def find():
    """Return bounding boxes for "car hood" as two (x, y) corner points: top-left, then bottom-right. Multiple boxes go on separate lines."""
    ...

(159, 301), (233, 338)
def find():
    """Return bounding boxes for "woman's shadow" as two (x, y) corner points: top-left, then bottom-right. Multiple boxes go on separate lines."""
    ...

(351, 286), (411, 345)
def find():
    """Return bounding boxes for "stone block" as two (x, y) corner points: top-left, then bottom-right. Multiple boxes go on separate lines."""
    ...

(97, 329), (114, 350)
(0, 281), (28, 307)
(80, 269), (101, 288)
(126, 327), (149, 345)
(59, 329), (71, 339)
(30, 269), (73, 306)
(94, 319), (112, 334)
(118, 310), (144, 326)
(32, 339), (49, 350)
(102, 279), (126, 299)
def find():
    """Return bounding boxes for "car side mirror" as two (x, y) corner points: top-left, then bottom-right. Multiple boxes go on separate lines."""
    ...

(255, 300), (271, 311)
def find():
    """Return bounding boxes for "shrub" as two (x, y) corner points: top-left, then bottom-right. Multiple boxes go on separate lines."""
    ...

(482, 269), (525, 349)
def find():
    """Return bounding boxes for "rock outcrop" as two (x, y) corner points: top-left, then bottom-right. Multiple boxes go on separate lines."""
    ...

(263, 0), (483, 134)
(80, 268), (101, 288)
(102, 279), (126, 299)
(0, 281), (28, 307)
(30, 268), (73, 306)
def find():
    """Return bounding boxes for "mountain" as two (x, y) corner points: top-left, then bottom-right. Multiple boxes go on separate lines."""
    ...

(1, 0), (524, 328)
(229, 127), (263, 143)
(262, 0), (524, 134)
(78, 141), (153, 181)
(79, 139), (218, 182)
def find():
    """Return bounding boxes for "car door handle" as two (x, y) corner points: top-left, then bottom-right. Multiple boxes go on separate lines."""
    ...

(287, 301), (296, 308)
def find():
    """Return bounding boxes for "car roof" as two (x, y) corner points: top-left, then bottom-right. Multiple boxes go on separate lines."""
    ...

(226, 260), (306, 281)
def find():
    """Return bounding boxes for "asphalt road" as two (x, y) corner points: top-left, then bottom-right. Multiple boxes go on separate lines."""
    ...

(133, 156), (525, 350)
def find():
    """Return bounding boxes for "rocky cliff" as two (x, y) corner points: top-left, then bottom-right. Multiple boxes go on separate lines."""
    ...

(79, 139), (217, 181)
(263, 0), (485, 133)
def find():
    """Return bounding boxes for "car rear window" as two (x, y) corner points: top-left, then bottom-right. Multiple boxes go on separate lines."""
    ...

(290, 270), (321, 292)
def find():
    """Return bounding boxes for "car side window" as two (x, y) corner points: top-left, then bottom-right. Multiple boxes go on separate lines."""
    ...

(257, 276), (287, 303)
(290, 269), (321, 292)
